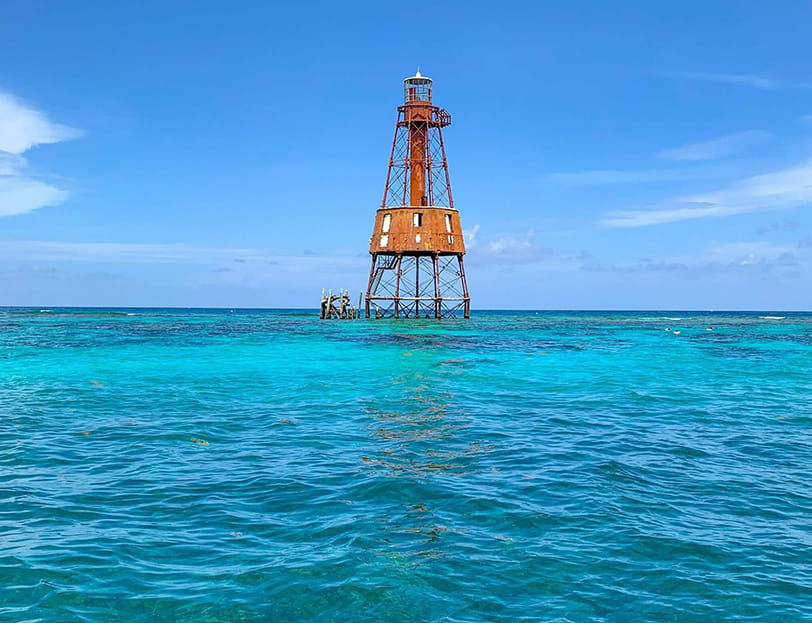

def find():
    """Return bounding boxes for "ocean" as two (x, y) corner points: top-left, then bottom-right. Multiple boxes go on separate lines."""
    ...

(2, 308), (811, 622)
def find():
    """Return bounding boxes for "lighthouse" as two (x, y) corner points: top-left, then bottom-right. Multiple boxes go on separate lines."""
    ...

(364, 71), (470, 319)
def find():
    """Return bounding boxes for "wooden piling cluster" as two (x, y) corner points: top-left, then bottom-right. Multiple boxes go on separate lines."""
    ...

(319, 289), (362, 320)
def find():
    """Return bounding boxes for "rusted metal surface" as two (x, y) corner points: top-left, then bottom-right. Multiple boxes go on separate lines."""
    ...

(368, 207), (464, 254)
(365, 72), (470, 319)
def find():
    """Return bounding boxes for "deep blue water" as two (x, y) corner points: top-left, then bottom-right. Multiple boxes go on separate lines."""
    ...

(2, 308), (812, 622)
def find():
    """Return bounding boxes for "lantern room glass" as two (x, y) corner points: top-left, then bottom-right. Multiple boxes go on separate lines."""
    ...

(404, 75), (432, 103)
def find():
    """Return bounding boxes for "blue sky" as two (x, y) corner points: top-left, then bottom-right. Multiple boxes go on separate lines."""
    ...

(1, 1), (812, 309)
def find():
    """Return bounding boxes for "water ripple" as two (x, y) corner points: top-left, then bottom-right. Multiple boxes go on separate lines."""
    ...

(1, 309), (811, 621)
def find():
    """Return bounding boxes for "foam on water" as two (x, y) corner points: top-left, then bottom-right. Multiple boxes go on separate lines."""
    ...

(2, 308), (811, 621)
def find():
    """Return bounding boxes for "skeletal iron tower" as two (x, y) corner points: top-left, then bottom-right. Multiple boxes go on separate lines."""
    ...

(365, 71), (470, 319)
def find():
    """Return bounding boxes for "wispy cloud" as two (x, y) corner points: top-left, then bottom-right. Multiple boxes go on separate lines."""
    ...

(0, 241), (259, 263)
(0, 241), (369, 306)
(486, 231), (553, 264)
(464, 224), (480, 246)
(0, 91), (81, 217)
(466, 226), (556, 265)
(0, 240), (366, 269)
(755, 220), (800, 236)
(670, 72), (778, 89)
(549, 133), (768, 187)
(658, 130), (772, 161)
(0, 151), (26, 176)
(546, 167), (723, 186)
(704, 240), (798, 265)
(601, 159), (812, 228)
(667, 71), (812, 91)
(582, 241), (800, 276)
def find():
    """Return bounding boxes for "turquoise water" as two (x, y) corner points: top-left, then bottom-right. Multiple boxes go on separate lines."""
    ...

(2, 308), (812, 622)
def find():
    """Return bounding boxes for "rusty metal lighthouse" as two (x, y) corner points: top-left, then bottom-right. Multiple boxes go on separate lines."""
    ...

(364, 71), (470, 319)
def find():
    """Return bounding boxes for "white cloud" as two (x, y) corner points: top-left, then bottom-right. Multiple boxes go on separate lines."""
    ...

(0, 91), (80, 217)
(465, 229), (554, 264)
(658, 130), (772, 161)
(0, 178), (68, 217)
(0, 93), (81, 154)
(464, 224), (480, 247)
(601, 159), (812, 228)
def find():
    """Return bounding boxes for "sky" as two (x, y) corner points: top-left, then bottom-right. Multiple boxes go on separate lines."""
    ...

(1, 1), (812, 310)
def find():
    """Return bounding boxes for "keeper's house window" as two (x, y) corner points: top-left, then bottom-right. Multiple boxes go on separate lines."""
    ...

(380, 234), (389, 247)
(382, 213), (392, 233)
(413, 212), (423, 227)
(444, 214), (452, 233)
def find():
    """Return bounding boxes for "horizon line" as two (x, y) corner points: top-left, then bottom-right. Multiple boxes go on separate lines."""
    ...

(1, 306), (810, 313)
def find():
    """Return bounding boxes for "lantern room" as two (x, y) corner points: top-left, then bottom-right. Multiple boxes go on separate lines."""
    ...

(404, 71), (432, 103)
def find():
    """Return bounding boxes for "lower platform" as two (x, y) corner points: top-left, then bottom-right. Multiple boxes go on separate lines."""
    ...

(364, 253), (470, 319)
